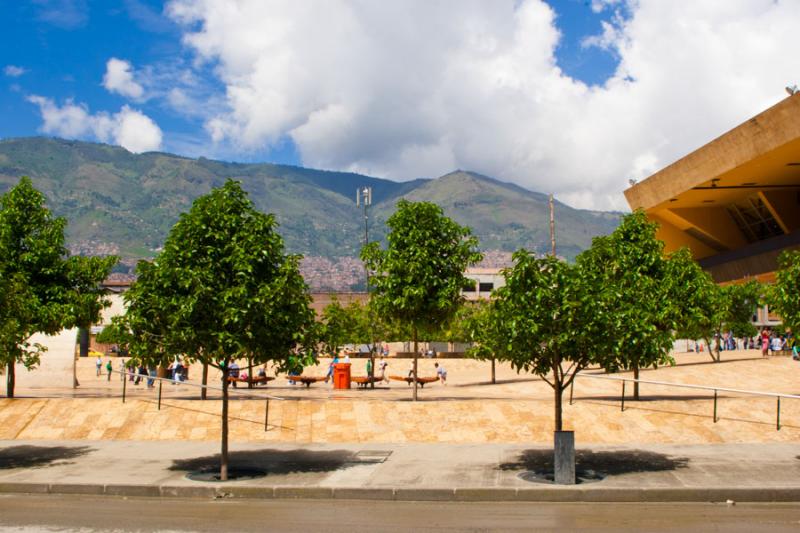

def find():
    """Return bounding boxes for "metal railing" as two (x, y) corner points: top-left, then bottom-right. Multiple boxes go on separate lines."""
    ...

(114, 369), (283, 432)
(570, 373), (800, 430)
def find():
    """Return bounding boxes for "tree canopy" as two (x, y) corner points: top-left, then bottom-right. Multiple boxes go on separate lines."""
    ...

(578, 211), (715, 397)
(122, 179), (316, 480)
(767, 250), (800, 334)
(469, 252), (612, 431)
(361, 199), (482, 399)
(0, 177), (116, 397)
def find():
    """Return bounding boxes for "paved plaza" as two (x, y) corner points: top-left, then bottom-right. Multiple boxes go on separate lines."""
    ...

(1, 349), (798, 445)
(1, 348), (799, 504)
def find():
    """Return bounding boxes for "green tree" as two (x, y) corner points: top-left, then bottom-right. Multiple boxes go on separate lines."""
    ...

(361, 200), (482, 400)
(767, 250), (800, 335)
(447, 300), (500, 383)
(580, 212), (715, 399)
(678, 279), (760, 362)
(320, 298), (361, 357)
(67, 255), (119, 358)
(468, 252), (611, 431)
(0, 177), (115, 397)
(122, 180), (316, 480)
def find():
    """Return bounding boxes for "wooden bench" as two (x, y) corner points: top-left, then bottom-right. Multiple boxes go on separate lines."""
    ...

(388, 375), (440, 387)
(226, 375), (276, 387)
(287, 375), (328, 388)
(350, 376), (385, 388)
(250, 375), (275, 385)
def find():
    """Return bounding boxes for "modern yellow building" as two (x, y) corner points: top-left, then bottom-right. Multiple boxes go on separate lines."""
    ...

(625, 93), (800, 289)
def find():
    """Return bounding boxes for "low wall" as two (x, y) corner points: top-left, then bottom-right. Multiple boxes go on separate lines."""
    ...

(13, 328), (78, 390)
(393, 352), (467, 359)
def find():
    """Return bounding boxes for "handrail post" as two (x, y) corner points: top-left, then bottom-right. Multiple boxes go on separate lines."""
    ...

(777, 397), (781, 431)
(158, 379), (163, 411)
(569, 379), (575, 406)
(621, 381), (625, 412)
(713, 389), (717, 423)
(264, 398), (270, 432)
(122, 371), (126, 404)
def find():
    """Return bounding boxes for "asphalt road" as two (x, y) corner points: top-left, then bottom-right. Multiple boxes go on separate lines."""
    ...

(1, 495), (799, 532)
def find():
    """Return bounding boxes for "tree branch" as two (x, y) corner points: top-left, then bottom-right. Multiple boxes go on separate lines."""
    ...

(562, 364), (585, 389)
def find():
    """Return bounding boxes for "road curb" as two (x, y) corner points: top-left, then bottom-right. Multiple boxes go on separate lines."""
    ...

(0, 482), (798, 503)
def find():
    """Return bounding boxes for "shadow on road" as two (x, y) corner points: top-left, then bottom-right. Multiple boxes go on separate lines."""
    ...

(499, 449), (689, 477)
(170, 448), (359, 476)
(0, 445), (95, 469)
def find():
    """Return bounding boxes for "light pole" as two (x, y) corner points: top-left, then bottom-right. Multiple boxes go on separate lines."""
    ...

(356, 187), (375, 386)
(356, 186), (372, 288)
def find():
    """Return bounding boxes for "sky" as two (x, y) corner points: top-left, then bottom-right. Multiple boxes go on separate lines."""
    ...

(1, 0), (799, 211)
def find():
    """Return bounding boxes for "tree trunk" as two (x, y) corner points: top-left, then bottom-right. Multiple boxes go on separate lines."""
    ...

(201, 363), (209, 400)
(554, 381), (563, 432)
(703, 337), (715, 362)
(491, 356), (496, 384)
(553, 357), (562, 432)
(247, 357), (253, 389)
(6, 362), (15, 398)
(79, 328), (89, 358)
(632, 363), (640, 400)
(412, 326), (418, 402)
(369, 351), (375, 389)
(220, 362), (229, 481)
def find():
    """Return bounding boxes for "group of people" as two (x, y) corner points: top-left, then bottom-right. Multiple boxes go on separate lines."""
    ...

(95, 356), (113, 381)
(321, 354), (390, 384)
(757, 329), (795, 357)
(700, 329), (796, 357)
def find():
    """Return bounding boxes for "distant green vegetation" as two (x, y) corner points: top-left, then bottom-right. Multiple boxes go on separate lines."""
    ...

(0, 138), (620, 260)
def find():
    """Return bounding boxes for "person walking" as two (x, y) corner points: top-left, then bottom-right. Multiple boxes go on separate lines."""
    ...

(119, 358), (126, 381)
(378, 357), (389, 383)
(95, 355), (102, 377)
(105, 358), (113, 381)
(761, 329), (770, 357)
(135, 364), (146, 385)
(325, 355), (339, 384)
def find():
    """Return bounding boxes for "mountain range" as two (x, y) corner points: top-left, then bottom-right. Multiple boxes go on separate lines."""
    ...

(0, 137), (620, 284)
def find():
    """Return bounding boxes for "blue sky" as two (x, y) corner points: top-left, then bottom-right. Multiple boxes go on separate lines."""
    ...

(1, 1), (796, 211)
(0, 0), (622, 166)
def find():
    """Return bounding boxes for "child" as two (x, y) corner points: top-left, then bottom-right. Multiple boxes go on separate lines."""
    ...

(105, 359), (113, 381)
(435, 362), (447, 385)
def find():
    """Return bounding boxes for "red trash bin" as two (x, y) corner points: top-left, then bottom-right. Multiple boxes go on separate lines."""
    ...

(333, 363), (351, 389)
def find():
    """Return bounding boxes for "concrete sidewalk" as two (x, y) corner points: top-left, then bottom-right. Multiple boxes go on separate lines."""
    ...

(0, 439), (798, 502)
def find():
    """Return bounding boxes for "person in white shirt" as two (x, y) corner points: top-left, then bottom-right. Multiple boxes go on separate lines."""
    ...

(435, 362), (447, 385)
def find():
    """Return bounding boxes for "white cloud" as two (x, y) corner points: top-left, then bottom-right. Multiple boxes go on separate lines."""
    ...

(102, 58), (145, 100)
(32, 0), (88, 29)
(167, 0), (800, 211)
(590, 0), (622, 14)
(27, 96), (162, 153)
(4, 65), (27, 77)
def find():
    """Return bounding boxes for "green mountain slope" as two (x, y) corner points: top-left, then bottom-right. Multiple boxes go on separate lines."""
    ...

(373, 170), (620, 259)
(0, 137), (620, 262)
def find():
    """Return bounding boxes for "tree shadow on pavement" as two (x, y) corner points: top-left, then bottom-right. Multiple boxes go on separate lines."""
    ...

(0, 445), (95, 469)
(499, 449), (689, 477)
(170, 449), (359, 476)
